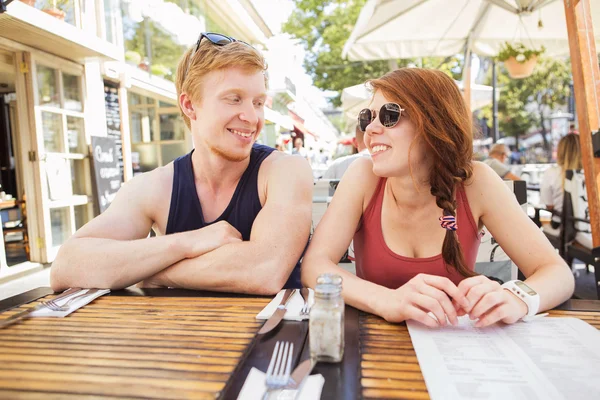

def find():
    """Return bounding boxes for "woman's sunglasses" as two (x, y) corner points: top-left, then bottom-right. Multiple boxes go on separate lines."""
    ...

(358, 103), (404, 132)
(185, 32), (252, 78)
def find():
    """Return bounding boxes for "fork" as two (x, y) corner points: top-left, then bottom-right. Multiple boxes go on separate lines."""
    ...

(41, 289), (99, 312)
(262, 341), (294, 400)
(299, 288), (311, 316)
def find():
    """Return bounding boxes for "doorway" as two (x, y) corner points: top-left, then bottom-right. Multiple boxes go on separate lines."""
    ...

(0, 49), (28, 268)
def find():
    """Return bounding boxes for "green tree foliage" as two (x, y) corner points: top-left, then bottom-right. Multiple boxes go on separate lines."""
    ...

(283, 0), (463, 106)
(481, 57), (571, 150)
(283, 0), (393, 106)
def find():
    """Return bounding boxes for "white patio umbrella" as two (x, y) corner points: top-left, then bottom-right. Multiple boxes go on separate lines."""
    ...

(341, 80), (499, 125)
(342, 0), (600, 61)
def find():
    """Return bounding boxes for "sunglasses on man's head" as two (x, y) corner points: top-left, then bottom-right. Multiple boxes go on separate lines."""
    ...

(358, 103), (404, 132)
(185, 32), (253, 78)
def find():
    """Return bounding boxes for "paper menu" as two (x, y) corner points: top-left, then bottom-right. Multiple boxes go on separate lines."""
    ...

(406, 316), (600, 400)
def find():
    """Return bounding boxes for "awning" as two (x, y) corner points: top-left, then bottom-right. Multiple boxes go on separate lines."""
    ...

(289, 111), (317, 138)
(264, 107), (294, 130)
(1, 2), (122, 63)
(343, 0), (600, 61)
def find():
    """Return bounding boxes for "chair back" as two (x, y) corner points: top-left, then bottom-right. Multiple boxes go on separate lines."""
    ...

(562, 170), (590, 245)
(475, 180), (525, 282)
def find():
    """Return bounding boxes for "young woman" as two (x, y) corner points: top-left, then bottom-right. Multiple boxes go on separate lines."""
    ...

(302, 68), (574, 328)
(540, 133), (582, 235)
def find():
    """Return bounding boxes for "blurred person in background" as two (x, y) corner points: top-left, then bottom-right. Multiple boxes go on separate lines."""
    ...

(292, 137), (308, 160)
(323, 125), (370, 179)
(484, 143), (521, 181)
(540, 133), (583, 236)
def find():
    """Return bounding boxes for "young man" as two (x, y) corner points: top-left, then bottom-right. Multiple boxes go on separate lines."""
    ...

(50, 33), (313, 294)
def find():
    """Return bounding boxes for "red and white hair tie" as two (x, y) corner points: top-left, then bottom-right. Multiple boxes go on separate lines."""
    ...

(439, 215), (457, 231)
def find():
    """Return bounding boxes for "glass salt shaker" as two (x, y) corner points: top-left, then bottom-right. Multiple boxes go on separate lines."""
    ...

(309, 273), (344, 362)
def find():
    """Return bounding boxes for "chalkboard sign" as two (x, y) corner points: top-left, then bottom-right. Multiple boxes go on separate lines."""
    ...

(90, 136), (121, 214)
(104, 82), (124, 182)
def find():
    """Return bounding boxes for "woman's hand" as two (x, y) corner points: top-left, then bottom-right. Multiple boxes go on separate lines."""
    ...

(456, 275), (528, 328)
(378, 274), (471, 328)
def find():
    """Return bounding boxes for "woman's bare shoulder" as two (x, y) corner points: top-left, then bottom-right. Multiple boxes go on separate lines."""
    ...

(463, 161), (515, 217)
(335, 157), (380, 208)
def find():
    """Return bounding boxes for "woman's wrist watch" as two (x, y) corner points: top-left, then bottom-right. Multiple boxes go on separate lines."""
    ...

(501, 280), (540, 322)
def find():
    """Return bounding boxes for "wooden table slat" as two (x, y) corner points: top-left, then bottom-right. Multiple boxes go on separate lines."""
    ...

(0, 294), (269, 399)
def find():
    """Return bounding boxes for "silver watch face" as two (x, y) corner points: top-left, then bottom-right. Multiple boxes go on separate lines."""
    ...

(515, 280), (537, 296)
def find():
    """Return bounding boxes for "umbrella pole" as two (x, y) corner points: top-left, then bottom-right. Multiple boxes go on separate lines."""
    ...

(492, 59), (499, 143)
(564, 0), (600, 248)
(462, 48), (472, 117)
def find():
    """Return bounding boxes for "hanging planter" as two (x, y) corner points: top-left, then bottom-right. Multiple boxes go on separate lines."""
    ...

(496, 42), (545, 79)
(504, 55), (538, 79)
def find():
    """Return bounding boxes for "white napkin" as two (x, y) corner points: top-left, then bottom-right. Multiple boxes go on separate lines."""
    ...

(256, 289), (314, 321)
(237, 367), (324, 400)
(31, 289), (110, 318)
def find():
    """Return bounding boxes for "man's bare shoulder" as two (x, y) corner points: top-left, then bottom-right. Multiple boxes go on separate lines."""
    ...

(256, 151), (312, 203)
(262, 151), (313, 181)
(125, 164), (173, 196)
(111, 163), (174, 216)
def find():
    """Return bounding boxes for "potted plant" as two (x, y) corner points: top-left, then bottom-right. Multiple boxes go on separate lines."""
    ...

(497, 42), (545, 79)
(125, 51), (142, 66)
(150, 64), (171, 78)
(19, 0), (37, 6)
(42, 0), (69, 20)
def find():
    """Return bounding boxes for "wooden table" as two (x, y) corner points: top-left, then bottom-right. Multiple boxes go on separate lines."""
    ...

(0, 289), (598, 399)
(359, 301), (600, 400)
(0, 289), (269, 399)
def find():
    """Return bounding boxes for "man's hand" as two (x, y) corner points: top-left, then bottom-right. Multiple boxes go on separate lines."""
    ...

(455, 275), (528, 328)
(182, 221), (242, 259)
(377, 274), (471, 327)
(139, 221), (242, 288)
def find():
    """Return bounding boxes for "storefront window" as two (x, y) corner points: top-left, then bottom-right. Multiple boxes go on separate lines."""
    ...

(103, 0), (120, 45)
(161, 142), (188, 165)
(130, 107), (156, 143)
(50, 207), (70, 247)
(74, 204), (92, 230)
(129, 93), (191, 174)
(37, 65), (59, 108)
(41, 111), (63, 152)
(63, 73), (82, 112)
(121, 6), (187, 81)
(66, 116), (86, 153)
(28, 0), (78, 27)
(160, 113), (185, 141)
(34, 60), (93, 258)
(120, 0), (210, 81)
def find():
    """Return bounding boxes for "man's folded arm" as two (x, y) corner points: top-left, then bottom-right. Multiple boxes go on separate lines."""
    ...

(147, 156), (314, 295)
(50, 168), (188, 291)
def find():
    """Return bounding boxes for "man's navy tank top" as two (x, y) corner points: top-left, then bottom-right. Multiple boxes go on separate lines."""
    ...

(166, 143), (301, 288)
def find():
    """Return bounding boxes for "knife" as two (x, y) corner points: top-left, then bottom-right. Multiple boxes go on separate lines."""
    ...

(258, 289), (296, 335)
(287, 358), (316, 390)
(265, 358), (317, 400)
(0, 287), (82, 329)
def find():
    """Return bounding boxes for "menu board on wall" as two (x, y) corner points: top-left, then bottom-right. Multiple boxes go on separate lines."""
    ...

(90, 136), (121, 214)
(104, 82), (124, 182)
